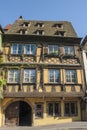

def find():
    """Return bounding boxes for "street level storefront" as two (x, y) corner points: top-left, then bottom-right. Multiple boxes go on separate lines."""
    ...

(0, 97), (81, 126)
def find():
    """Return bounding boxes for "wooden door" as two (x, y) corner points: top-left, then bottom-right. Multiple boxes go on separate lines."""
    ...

(5, 101), (32, 126)
(5, 102), (19, 126)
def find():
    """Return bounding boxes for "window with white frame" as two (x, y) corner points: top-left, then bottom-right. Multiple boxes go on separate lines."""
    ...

(35, 103), (43, 118)
(48, 45), (58, 55)
(23, 69), (35, 83)
(49, 69), (60, 83)
(64, 102), (78, 116)
(47, 102), (61, 116)
(8, 69), (20, 83)
(64, 46), (74, 55)
(11, 44), (23, 54)
(11, 44), (36, 55)
(24, 44), (36, 54)
(66, 70), (77, 83)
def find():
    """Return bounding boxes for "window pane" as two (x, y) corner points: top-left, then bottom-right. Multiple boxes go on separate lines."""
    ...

(64, 46), (74, 55)
(35, 104), (43, 118)
(49, 70), (54, 82)
(48, 45), (53, 54)
(55, 70), (60, 82)
(66, 70), (76, 83)
(54, 45), (58, 54)
(48, 45), (58, 54)
(48, 103), (53, 116)
(24, 44), (36, 54)
(54, 103), (60, 116)
(64, 103), (70, 116)
(71, 103), (77, 116)
(18, 44), (22, 54)
(65, 102), (78, 117)
(11, 44), (23, 54)
(11, 44), (17, 54)
(49, 69), (59, 83)
(24, 44), (30, 54)
(24, 69), (35, 83)
(8, 70), (20, 83)
(31, 44), (36, 54)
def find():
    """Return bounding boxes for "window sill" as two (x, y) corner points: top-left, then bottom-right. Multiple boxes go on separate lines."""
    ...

(22, 82), (36, 85)
(62, 54), (75, 58)
(24, 54), (36, 57)
(7, 82), (20, 85)
(65, 82), (77, 85)
(44, 83), (61, 85)
(10, 54), (36, 57)
(44, 54), (59, 57)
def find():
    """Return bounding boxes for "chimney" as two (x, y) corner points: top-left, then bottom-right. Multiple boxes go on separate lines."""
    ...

(18, 16), (23, 20)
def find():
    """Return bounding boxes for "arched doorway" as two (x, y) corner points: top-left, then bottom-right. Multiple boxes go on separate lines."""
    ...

(5, 101), (32, 126)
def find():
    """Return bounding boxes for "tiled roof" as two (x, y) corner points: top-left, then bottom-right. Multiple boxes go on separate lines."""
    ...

(4, 24), (11, 30)
(5, 17), (78, 37)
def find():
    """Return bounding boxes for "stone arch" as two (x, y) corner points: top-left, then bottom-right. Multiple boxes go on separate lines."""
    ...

(3, 98), (34, 126)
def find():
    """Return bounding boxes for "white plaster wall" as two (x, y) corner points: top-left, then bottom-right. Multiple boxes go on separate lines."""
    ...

(82, 50), (87, 84)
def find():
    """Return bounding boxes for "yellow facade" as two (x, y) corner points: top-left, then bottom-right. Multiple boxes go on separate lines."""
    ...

(0, 97), (81, 126)
(0, 32), (85, 126)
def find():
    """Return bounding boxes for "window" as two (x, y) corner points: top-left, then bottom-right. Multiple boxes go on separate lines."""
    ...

(47, 102), (61, 116)
(48, 45), (58, 55)
(20, 30), (27, 34)
(49, 69), (60, 83)
(64, 46), (74, 55)
(35, 104), (43, 118)
(24, 69), (35, 83)
(66, 70), (77, 83)
(11, 44), (23, 54)
(11, 44), (36, 55)
(23, 22), (30, 27)
(64, 102), (78, 116)
(24, 44), (36, 54)
(55, 31), (65, 36)
(8, 69), (20, 83)
(54, 23), (63, 29)
(35, 30), (44, 35)
(36, 23), (44, 27)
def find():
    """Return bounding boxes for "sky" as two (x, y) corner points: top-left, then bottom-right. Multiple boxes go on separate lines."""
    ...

(0, 0), (87, 38)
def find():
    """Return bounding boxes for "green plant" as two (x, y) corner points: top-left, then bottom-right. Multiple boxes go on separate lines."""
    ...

(0, 78), (6, 99)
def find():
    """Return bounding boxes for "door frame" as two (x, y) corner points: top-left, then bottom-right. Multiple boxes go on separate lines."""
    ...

(2, 98), (34, 126)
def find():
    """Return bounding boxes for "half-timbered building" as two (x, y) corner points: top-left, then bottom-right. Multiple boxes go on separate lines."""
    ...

(0, 16), (85, 126)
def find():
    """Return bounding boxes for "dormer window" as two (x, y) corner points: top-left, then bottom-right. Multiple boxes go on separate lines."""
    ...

(35, 23), (44, 27)
(35, 30), (44, 35)
(55, 31), (65, 36)
(23, 22), (30, 27)
(53, 23), (63, 29)
(55, 24), (63, 29)
(18, 29), (28, 34)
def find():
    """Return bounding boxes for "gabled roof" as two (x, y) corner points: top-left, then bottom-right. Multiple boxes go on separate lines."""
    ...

(4, 24), (11, 31)
(81, 35), (87, 46)
(5, 16), (78, 37)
